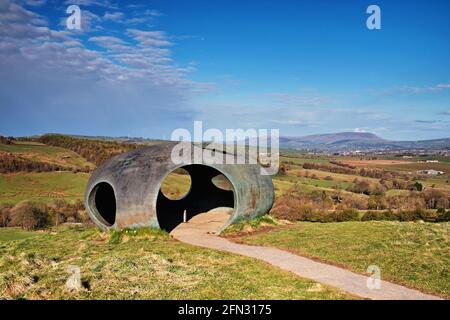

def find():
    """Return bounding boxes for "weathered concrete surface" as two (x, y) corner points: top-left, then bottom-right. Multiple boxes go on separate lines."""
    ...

(171, 210), (443, 300)
(85, 142), (274, 232)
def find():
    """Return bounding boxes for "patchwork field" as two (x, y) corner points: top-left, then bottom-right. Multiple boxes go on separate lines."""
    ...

(232, 221), (450, 298)
(276, 153), (450, 195)
(342, 159), (412, 166)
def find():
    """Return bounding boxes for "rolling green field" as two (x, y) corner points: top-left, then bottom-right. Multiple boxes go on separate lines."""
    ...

(0, 172), (89, 204)
(0, 141), (95, 170)
(0, 228), (38, 242)
(275, 175), (353, 190)
(0, 226), (353, 300)
(280, 155), (331, 165)
(233, 221), (450, 298)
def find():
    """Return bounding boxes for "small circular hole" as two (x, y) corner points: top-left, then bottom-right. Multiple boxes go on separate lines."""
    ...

(212, 174), (233, 191)
(89, 182), (116, 226)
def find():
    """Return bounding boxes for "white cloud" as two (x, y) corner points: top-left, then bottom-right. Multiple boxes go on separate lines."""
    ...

(374, 83), (450, 96)
(24, 0), (47, 6)
(103, 11), (123, 22)
(127, 29), (172, 47)
(0, 0), (207, 137)
(266, 92), (332, 108)
(64, 0), (115, 8)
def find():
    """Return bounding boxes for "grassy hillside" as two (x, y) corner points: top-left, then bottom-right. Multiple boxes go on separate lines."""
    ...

(0, 172), (89, 205)
(38, 134), (143, 166)
(0, 226), (353, 300)
(0, 141), (95, 171)
(0, 140), (92, 205)
(232, 221), (450, 297)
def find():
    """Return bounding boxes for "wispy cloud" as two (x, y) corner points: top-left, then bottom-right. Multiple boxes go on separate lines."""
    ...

(0, 0), (206, 137)
(103, 11), (124, 22)
(373, 83), (450, 96)
(24, 0), (47, 6)
(266, 92), (332, 108)
(64, 0), (115, 8)
(127, 29), (172, 47)
(415, 120), (439, 124)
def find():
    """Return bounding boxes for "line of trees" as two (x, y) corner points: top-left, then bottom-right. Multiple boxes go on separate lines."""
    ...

(0, 136), (15, 145)
(302, 162), (408, 180)
(270, 188), (450, 223)
(0, 153), (71, 173)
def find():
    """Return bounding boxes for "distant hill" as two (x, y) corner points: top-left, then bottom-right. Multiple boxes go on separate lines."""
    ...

(282, 132), (384, 144)
(280, 132), (450, 151)
(24, 132), (450, 153)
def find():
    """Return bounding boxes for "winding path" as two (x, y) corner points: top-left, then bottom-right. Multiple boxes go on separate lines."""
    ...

(170, 210), (442, 300)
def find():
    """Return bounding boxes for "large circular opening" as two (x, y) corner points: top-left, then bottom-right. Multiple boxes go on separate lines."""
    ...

(160, 167), (192, 200)
(156, 165), (235, 232)
(88, 182), (116, 227)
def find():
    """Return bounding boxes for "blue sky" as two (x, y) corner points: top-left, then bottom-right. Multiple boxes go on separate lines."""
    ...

(0, 0), (449, 140)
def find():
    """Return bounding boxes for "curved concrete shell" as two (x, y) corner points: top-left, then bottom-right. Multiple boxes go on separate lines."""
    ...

(85, 142), (274, 232)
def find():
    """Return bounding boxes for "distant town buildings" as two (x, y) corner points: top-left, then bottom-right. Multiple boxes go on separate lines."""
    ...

(417, 160), (439, 163)
(416, 169), (445, 176)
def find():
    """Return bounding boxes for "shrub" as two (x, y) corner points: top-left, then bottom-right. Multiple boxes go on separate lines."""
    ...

(10, 201), (51, 230)
(332, 209), (360, 222)
(51, 199), (86, 225)
(0, 204), (12, 227)
(361, 210), (382, 221)
(413, 181), (423, 191)
(270, 190), (323, 221)
(361, 210), (398, 221)
(336, 194), (368, 210)
(368, 195), (388, 210)
(397, 209), (433, 222)
(436, 211), (450, 222)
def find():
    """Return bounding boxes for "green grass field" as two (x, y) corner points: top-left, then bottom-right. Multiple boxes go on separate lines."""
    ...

(275, 175), (353, 190)
(0, 228), (38, 242)
(0, 172), (89, 204)
(0, 142), (95, 170)
(233, 221), (450, 297)
(0, 226), (353, 300)
(280, 155), (331, 165)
